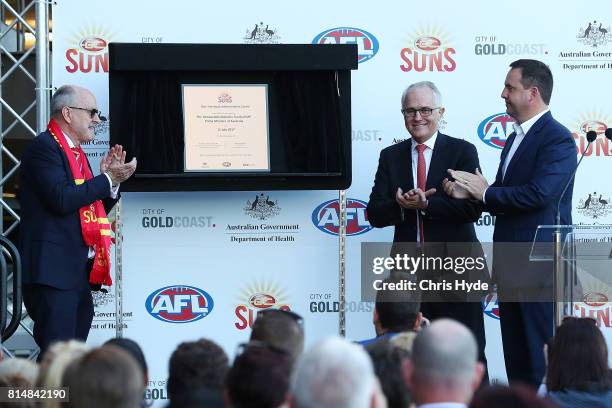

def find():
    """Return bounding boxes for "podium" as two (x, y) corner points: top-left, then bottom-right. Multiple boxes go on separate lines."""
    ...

(530, 225), (612, 329)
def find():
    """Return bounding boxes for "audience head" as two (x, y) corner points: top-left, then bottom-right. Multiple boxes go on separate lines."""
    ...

(366, 338), (411, 408)
(291, 336), (387, 408)
(0, 357), (38, 385)
(37, 340), (89, 389)
(250, 309), (304, 363)
(470, 385), (557, 408)
(374, 276), (422, 336)
(104, 337), (148, 385)
(62, 345), (144, 408)
(406, 319), (484, 405)
(547, 317), (612, 392)
(389, 331), (417, 356)
(167, 338), (229, 399)
(226, 341), (293, 408)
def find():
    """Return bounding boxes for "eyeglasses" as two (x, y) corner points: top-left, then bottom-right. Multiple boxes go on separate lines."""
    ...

(401, 107), (441, 118)
(256, 308), (304, 329)
(68, 106), (106, 121)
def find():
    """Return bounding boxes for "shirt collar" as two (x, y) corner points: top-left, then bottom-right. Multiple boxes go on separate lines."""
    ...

(411, 131), (439, 152)
(513, 108), (549, 137)
(62, 129), (77, 149)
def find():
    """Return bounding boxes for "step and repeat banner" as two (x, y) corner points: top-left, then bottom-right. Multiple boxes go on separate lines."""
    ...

(52, 0), (612, 404)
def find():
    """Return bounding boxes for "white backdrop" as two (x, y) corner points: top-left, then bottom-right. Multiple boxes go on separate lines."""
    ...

(51, 0), (612, 404)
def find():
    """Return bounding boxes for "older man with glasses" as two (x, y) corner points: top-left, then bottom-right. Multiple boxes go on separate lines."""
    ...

(19, 84), (137, 359)
(366, 81), (488, 379)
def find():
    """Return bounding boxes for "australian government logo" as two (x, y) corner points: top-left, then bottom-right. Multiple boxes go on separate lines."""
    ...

(243, 22), (280, 44)
(559, 20), (612, 71)
(244, 193), (281, 220)
(400, 26), (456, 72)
(473, 34), (547, 56)
(228, 194), (299, 244)
(571, 112), (611, 157)
(65, 27), (114, 73)
(577, 192), (611, 219)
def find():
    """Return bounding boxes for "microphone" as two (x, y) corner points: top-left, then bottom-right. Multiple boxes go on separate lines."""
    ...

(555, 130), (597, 225)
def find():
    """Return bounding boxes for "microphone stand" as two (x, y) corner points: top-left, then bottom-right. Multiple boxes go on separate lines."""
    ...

(552, 130), (597, 329)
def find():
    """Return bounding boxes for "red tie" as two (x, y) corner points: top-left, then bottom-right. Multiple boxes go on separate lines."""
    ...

(71, 147), (84, 174)
(416, 144), (427, 243)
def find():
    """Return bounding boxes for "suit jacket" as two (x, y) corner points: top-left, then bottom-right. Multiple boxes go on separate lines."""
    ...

(484, 111), (576, 288)
(367, 133), (488, 296)
(367, 132), (482, 242)
(19, 130), (117, 290)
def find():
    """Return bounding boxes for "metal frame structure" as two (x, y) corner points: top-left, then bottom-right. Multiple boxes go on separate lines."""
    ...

(0, 0), (50, 359)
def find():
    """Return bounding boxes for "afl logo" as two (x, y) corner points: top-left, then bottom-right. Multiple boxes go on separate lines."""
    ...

(312, 27), (379, 63)
(482, 293), (500, 320)
(415, 36), (441, 52)
(312, 198), (372, 236)
(145, 285), (214, 323)
(583, 292), (608, 307)
(477, 113), (515, 149)
(79, 37), (107, 53)
(581, 120), (607, 135)
(249, 293), (276, 309)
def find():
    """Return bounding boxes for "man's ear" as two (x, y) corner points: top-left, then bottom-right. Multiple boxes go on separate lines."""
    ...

(472, 361), (485, 391)
(402, 358), (414, 389)
(61, 106), (72, 123)
(373, 307), (379, 325)
(413, 312), (423, 331)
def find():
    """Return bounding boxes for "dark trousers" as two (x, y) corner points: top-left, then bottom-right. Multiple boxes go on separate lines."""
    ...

(498, 301), (553, 387)
(23, 282), (94, 359)
(420, 301), (489, 382)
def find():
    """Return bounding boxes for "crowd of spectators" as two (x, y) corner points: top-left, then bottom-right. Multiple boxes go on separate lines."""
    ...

(0, 291), (610, 408)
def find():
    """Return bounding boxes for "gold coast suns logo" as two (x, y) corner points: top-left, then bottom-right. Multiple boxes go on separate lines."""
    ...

(571, 110), (611, 157)
(234, 280), (291, 330)
(65, 26), (116, 73)
(400, 25), (456, 73)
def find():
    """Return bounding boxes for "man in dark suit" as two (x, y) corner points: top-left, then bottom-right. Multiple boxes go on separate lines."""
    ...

(19, 85), (136, 358)
(366, 81), (488, 371)
(447, 59), (576, 386)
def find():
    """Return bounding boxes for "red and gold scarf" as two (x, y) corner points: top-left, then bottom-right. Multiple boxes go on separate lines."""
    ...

(48, 118), (112, 286)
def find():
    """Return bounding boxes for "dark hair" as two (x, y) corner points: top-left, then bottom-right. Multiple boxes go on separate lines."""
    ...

(470, 385), (557, 408)
(104, 337), (148, 382)
(250, 309), (304, 363)
(167, 338), (229, 398)
(375, 276), (420, 332)
(62, 345), (144, 408)
(509, 59), (553, 104)
(366, 338), (411, 408)
(547, 317), (611, 392)
(225, 342), (292, 408)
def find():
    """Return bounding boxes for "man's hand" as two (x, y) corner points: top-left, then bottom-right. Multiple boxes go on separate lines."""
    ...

(107, 156), (137, 185)
(396, 187), (436, 210)
(100, 144), (127, 174)
(446, 168), (488, 201)
(442, 177), (471, 199)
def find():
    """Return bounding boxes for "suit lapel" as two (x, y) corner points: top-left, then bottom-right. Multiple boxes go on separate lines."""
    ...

(397, 140), (414, 192)
(497, 132), (515, 183)
(426, 133), (448, 189)
(504, 111), (551, 182)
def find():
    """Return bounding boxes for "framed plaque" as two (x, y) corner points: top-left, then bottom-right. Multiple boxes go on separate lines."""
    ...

(182, 84), (270, 172)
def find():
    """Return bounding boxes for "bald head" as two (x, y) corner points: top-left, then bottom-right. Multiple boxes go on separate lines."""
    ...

(51, 85), (94, 118)
(412, 319), (478, 384)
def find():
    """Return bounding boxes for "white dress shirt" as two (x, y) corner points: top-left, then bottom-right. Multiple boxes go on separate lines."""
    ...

(483, 109), (549, 202)
(411, 131), (438, 241)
